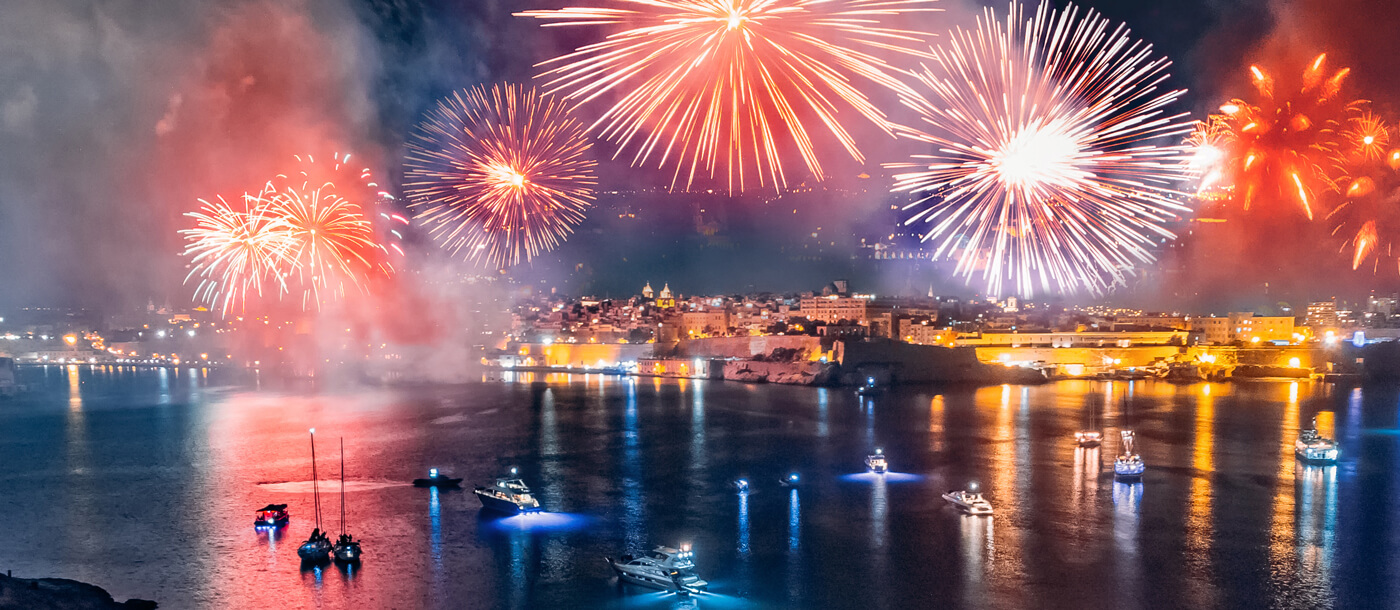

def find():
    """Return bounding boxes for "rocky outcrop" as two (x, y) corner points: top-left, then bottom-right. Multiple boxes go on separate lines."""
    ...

(722, 360), (836, 385)
(0, 573), (156, 610)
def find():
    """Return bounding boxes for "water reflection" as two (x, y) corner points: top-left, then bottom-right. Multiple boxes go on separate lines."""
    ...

(786, 488), (802, 602)
(816, 388), (829, 438)
(1113, 481), (1143, 607)
(737, 490), (750, 557)
(960, 514), (992, 607)
(623, 379), (645, 550)
(1296, 464), (1338, 597)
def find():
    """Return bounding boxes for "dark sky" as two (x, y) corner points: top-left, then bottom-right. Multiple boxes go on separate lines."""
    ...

(1, 0), (1397, 311)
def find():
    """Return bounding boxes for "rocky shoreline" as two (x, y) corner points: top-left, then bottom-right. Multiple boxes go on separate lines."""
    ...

(0, 572), (156, 610)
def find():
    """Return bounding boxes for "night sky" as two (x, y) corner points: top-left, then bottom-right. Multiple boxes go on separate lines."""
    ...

(1, 0), (1397, 310)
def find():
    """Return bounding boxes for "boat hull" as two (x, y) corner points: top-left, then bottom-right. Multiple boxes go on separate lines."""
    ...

(941, 495), (994, 515)
(298, 542), (332, 563)
(413, 477), (463, 488)
(1295, 449), (1338, 464)
(333, 544), (362, 564)
(475, 489), (540, 515)
(607, 559), (707, 594)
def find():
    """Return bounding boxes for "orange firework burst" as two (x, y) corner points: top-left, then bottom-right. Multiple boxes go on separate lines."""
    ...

(1327, 111), (1400, 273)
(518, 0), (940, 193)
(1196, 53), (1365, 219)
(404, 84), (597, 268)
(181, 194), (297, 314)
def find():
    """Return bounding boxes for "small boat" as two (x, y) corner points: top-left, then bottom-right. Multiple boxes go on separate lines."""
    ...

(778, 472), (802, 488)
(1075, 430), (1103, 448)
(1076, 396), (1103, 447)
(1114, 430), (1146, 481)
(413, 468), (463, 488)
(253, 504), (289, 529)
(942, 484), (994, 516)
(298, 528), (333, 563)
(730, 478), (751, 493)
(605, 544), (708, 595)
(474, 468), (542, 515)
(1296, 416), (1339, 464)
(332, 437), (363, 565)
(856, 376), (882, 395)
(298, 429), (332, 564)
(866, 448), (888, 474)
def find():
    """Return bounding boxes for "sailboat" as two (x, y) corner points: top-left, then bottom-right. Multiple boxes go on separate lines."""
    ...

(1114, 430), (1146, 481)
(1075, 394), (1103, 448)
(297, 429), (333, 563)
(332, 437), (363, 565)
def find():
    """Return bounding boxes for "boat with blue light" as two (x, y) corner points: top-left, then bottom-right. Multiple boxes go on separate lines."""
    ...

(1295, 417), (1339, 464)
(730, 478), (750, 492)
(253, 504), (288, 529)
(474, 468), (542, 514)
(856, 376), (882, 396)
(413, 468), (463, 488)
(1113, 430), (1145, 481)
(606, 544), (708, 595)
(866, 448), (888, 474)
(778, 472), (802, 487)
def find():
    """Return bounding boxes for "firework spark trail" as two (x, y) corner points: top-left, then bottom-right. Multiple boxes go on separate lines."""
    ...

(1326, 111), (1400, 273)
(887, 1), (1192, 298)
(518, 0), (941, 193)
(1197, 54), (1364, 219)
(180, 194), (297, 314)
(404, 84), (597, 269)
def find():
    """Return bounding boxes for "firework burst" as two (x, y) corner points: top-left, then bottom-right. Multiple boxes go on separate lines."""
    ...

(259, 153), (383, 309)
(518, 0), (940, 193)
(1327, 111), (1400, 272)
(888, 1), (1192, 298)
(404, 84), (597, 268)
(180, 194), (297, 314)
(1198, 53), (1364, 219)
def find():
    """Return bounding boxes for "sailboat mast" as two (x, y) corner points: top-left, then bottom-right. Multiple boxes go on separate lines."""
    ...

(340, 437), (346, 536)
(310, 429), (321, 530)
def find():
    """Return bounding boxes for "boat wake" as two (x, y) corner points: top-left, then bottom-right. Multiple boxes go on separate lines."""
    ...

(258, 479), (405, 493)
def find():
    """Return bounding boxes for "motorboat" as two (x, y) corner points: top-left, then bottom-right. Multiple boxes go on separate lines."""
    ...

(866, 448), (888, 474)
(606, 544), (708, 595)
(942, 484), (994, 516)
(332, 437), (364, 565)
(1075, 430), (1103, 448)
(413, 468), (463, 488)
(778, 472), (802, 488)
(856, 376), (882, 395)
(474, 468), (542, 514)
(253, 504), (289, 529)
(297, 429), (332, 564)
(1114, 430), (1146, 481)
(730, 478), (751, 493)
(1296, 417), (1339, 464)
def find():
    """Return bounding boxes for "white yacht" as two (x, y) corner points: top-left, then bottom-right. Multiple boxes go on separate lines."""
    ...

(866, 448), (888, 474)
(474, 468), (542, 514)
(942, 484), (994, 515)
(606, 544), (708, 595)
(1114, 430), (1145, 481)
(1296, 417), (1339, 464)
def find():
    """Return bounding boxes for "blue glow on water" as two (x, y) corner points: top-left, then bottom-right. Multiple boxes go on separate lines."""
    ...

(487, 511), (591, 532)
(428, 486), (442, 568)
(788, 489), (800, 551)
(839, 471), (924, 483)
(737, 491), (750, 557)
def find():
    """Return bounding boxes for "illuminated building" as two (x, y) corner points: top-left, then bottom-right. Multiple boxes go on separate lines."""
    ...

(1306, 301), (1338, 328)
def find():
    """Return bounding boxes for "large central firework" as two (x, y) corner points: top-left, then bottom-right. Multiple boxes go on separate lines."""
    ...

(889, 1), (1192, 298)
(405, 84), (597, 268)
(518, 0), (940, 193)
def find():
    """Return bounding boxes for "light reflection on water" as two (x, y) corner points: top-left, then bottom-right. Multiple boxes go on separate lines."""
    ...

(5, 368), (1397, 608)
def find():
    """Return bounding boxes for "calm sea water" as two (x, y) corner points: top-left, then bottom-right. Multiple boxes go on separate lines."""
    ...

(0, 365), (1392, 609)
